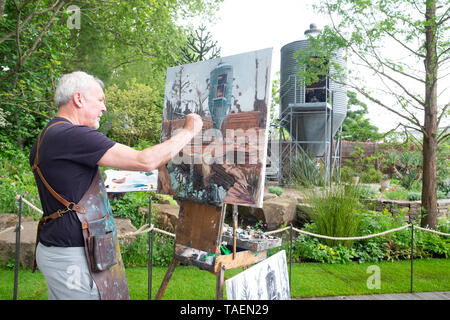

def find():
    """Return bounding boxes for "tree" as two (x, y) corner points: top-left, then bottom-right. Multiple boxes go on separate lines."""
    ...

(0, 0), (72, 152)
(295, 0), (449, 229)
(269, 71), (280, 129)
(102, 79), (161, 147)
(0, 0), (223, 153)
(65, 0), (223, 88)
(341, 91), (383, 142)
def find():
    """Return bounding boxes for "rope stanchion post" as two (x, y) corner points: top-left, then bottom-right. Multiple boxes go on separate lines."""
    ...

(13, 195), (23, 300)
(148, 195), (153, 300)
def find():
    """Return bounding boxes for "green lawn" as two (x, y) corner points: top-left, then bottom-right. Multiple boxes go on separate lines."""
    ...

(1, 259), (448, 300)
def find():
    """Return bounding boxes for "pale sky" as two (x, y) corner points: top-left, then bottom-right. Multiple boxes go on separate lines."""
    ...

(188, 0), (448, 134)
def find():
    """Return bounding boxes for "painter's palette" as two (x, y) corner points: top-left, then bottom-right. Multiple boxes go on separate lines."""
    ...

(221, 226), (282, 252)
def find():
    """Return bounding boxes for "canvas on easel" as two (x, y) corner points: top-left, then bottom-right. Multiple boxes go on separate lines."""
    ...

(154, 48), (278, 300)
(158, 48), (273, 208)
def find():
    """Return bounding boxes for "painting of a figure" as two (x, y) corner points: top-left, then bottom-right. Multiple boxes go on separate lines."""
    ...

(225, 250), (290, 300)
(158, 48), (272, 208)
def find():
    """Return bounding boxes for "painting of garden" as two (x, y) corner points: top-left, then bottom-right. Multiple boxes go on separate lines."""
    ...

(158, 49), (272, 208)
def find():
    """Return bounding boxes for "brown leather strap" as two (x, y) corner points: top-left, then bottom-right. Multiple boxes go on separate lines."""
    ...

(32, 121), (65, 172)
(31, 120), (86, 214)
(32, 209), (67, 272)
(32, 165), (85, 213)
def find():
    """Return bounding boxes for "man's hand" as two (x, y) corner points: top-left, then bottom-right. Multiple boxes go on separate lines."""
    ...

(183, 113), (203, 138)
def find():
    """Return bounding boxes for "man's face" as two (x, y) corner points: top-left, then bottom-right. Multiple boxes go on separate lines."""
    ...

(81, 82), (106, 129)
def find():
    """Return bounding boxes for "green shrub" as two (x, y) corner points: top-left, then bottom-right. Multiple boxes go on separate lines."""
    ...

(382, 187), (409, 200)
(110, 191), (154, 227)
(437, 180), (450, 198)
(408, 180), (422, 192)
(0, 150), (41, 217)
(306, 184), (363, 248)
(384, 188), (445, 201)
(272, 208), (449, 264)
(360, 167), (382, 183)
(353, 208), (407, 262)
(437, 190), (447, 199)
(102, 79), (161, 147)
(339, 166), (357, 183)
(120, 232), (175, 267)
(268, 186), (283, 196)
(414, 229), (450, 259)
(356, 186), (377, 199)
(437, 217), (450, 234)
(279, 207), (449, 264)
(407, 192), (421, 201)
(290, 233), (355, 264)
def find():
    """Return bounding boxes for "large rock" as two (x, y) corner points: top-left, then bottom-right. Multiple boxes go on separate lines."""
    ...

(0, 217), (136, 269)
(0, 220), (37, 268)
(142, 203), (180, 233)
(261, 196), (298, 230)
(0, 214), (32, 230)
(238, 191), (299, 230)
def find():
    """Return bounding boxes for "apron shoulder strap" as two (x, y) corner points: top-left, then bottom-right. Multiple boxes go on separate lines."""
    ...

(31, 120), (86, 213)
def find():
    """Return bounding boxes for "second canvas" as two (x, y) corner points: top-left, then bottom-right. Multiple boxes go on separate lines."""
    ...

(158, 48), (272, 208)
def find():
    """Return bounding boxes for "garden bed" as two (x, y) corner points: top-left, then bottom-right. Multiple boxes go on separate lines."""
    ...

(362, 198), (450, 220)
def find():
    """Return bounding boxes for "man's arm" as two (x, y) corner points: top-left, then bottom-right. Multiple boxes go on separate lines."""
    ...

(98, 113), (202, 171)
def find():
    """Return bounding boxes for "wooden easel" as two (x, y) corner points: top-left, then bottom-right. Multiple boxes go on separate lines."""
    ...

(154, 201), (269, 300)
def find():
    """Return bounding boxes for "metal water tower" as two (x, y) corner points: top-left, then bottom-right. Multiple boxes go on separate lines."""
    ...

(278, 23), (347, 185)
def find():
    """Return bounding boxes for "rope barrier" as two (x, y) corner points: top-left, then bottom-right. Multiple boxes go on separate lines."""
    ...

(117, 223), (176, 239)
(10, 193), (448, 300)
(11, 194), (450, 241)
(14, 195), (43, 214)
(292, 224), (413, 241)
(264, 226), (291, 235)
(414, 226), (450, 237)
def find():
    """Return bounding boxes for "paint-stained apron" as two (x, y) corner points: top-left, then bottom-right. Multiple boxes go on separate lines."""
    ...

(76, 169), (130, 300)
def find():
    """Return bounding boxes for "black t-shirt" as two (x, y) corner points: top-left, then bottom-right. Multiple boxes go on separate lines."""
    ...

(29, 117), (116, 247)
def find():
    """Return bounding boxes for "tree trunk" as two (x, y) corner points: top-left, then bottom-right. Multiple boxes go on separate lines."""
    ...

(421, 0), (438, 229)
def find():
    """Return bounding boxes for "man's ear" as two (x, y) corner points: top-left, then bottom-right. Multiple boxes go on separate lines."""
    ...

(72, 92), (84, 108)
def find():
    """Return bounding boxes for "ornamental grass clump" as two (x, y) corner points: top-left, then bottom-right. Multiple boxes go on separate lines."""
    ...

(288, 151), (325, 187)
(306, 184), (363, 248)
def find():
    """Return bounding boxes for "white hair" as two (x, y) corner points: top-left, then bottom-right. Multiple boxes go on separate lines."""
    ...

(54, 71), (104, 107)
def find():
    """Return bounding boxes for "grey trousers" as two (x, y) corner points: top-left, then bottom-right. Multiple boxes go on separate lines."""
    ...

(36, 242), (100, 300)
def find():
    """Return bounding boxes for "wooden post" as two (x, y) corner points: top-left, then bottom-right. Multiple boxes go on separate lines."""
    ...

(215, 264), (225, 300)
(232, 205), (238, 259)
(155, 258), (178, 300)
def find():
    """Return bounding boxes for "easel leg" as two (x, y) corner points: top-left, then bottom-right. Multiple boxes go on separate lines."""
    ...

(215, 264), (225, 300)
(155, 258), (179, 300)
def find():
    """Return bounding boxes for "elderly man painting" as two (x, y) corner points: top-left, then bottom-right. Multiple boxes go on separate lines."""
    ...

(29, 71), (202, 300)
